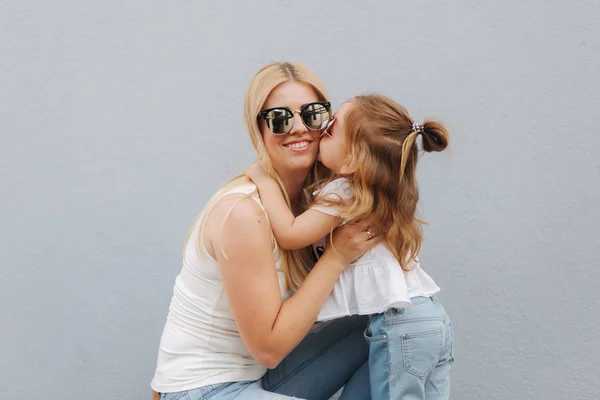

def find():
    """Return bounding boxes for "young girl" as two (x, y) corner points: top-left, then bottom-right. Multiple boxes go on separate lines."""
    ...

(247, 94), (454, 400)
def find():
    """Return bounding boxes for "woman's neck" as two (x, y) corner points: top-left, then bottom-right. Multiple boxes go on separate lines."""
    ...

(279, 170), (309, 211)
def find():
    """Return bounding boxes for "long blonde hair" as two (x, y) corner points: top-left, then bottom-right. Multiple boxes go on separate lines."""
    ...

(187, 62), (330, 290)
(322, 94), (449, 270)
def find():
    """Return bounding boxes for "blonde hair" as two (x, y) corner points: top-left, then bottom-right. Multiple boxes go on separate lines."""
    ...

(319, 94), (449, 270)
(186, 62), (330, 291)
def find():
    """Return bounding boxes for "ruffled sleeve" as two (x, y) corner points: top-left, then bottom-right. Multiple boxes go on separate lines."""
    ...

(310, 178), (353, 217)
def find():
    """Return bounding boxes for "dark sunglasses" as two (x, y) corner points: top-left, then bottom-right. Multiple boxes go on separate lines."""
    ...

(258, 101), (331, 135)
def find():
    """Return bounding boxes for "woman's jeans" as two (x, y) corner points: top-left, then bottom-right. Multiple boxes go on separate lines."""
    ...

(159, 315), (370, 400)
(365, 296), (454, 400)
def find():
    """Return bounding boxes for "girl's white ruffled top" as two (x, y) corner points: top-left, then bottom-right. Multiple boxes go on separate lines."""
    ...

(311, 178), (440, 321)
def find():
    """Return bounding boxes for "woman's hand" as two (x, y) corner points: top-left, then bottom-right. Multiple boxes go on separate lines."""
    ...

(324, 219), (383, 267)
(246, 160), (271, 185)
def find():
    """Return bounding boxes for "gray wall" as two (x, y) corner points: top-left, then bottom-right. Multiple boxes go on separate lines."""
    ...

(1, 1), (598, 399)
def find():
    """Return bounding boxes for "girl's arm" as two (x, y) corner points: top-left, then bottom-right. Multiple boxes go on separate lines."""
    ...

(204, 195), (380, 368)
(247, 163), (342, 250)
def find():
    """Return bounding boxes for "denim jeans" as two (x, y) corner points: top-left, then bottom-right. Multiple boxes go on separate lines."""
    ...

(159, 381), (289, 400)
(365, 296), (454, 400)
(160, 315), (371, 400)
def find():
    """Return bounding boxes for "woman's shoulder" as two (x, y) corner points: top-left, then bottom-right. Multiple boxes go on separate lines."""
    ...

(209, 177), (260, 207)
(213, 183), (264, 223)
(205, 185), (271, 253)
(221, 176), (259, 196)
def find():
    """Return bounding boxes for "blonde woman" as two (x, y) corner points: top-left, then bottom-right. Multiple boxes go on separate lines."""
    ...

(151, 62), (382, 400)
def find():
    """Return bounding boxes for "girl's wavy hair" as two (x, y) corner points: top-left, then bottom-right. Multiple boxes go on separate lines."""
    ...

(322, 94), (449, 269)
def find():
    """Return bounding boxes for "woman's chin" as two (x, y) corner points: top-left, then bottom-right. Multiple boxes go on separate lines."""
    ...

(287, 156), (318, 173)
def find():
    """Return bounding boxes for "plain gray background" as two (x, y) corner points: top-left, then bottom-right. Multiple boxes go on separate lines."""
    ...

(1, 1), (599, 399)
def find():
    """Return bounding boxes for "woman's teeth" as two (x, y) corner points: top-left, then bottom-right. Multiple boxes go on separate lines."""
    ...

(286, 141), (310, 149)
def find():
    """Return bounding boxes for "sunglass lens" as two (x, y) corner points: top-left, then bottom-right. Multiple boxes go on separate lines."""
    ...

(265, 109), (294, 134)
(302, 103), (330, 130)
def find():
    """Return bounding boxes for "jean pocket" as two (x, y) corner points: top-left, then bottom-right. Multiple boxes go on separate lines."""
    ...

(364, 330), (387, 342)
(401, 327), (443, 378)
(185, 382), (239, 400)
(364, 320), (388, 343)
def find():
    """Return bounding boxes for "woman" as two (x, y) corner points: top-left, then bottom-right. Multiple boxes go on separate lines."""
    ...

(151, 61), (382, 399)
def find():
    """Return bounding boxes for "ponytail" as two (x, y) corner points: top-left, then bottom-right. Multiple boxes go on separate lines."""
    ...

(399, 120), (449, 178)
(421, 120), (449, 153)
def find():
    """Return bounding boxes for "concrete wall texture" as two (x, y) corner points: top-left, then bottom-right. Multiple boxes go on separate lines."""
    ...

(1, 1), (599, 399)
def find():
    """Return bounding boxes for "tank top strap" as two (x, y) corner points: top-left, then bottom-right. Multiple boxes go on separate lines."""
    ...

(189, 183), (276, 261)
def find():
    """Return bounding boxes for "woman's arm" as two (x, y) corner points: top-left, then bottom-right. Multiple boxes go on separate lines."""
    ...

(247, 163), (342, 250)
(204, 195), (379, 369)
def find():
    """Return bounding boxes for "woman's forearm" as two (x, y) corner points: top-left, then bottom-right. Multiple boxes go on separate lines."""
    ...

(261, 251), (345, 366)
(214, 196), (376, 369)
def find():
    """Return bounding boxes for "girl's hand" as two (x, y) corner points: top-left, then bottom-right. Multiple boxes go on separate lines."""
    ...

(246, 160), (271, 185)
(324, 219), (383, 268)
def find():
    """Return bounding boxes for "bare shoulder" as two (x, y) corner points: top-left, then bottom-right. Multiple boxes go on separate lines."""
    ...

(212, 193), (267, 228)
(204, 193), (272, 258)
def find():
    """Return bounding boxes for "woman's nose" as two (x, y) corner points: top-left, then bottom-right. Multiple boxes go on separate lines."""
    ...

(288, 111), (307, 135)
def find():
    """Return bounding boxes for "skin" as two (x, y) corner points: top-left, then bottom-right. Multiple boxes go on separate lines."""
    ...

(246, 100), (362, 251)
(260, 81), (323, 201)
(201, 81), (382, 369)
(318, 101), (353, 174)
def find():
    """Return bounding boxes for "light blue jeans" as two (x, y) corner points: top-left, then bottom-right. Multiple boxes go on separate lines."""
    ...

(365, 296), (454, 400)
(160, 315), (371, 400)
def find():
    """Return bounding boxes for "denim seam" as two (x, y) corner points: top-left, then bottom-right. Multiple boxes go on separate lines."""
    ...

(365, 334), (387, 342)
(387, 326), (393, 375)
(386, 317), (443, 326)
(203, 382), (235, 399)
(403, 328), (444, 338)
(169, 392), (188, 400)
(432, 297), (447, 323)
(268, 324), (367, 391)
